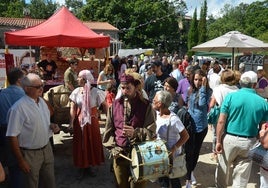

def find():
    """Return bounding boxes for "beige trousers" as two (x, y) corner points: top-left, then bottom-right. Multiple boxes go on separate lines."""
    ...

(21, 143), (56, 188)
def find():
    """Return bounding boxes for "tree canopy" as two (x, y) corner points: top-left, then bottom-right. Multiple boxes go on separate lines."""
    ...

(1, 0), (267, 54)
(79, 0), (186, 53)
(207, 1), (268, 42)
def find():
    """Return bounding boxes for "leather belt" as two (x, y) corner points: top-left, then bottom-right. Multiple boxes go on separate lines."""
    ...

(20, 144), (47, 151)
(226, 132), (255, 138)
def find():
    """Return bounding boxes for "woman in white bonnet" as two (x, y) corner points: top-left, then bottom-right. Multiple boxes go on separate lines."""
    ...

(69, 70), (105, 179)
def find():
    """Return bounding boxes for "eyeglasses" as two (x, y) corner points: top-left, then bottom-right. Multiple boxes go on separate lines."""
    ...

(28, 84), (44, 89)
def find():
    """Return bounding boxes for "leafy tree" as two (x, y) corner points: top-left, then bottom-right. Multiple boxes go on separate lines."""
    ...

(28, 0), (58, 19)
(243, 1), (268, 40)
(65, 0), (84, 17)
(79, 0), (185, 53)
(198, 0), (207, 43)
(3, 0), (25, 18)
(207, 1), (268, 42)
(187, 8), (198, 52)
(0, 0), (10, 17)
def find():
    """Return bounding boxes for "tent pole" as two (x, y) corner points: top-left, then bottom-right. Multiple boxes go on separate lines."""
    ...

(232, 48), (235, 70)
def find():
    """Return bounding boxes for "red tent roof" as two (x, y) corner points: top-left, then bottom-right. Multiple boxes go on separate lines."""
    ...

(4, 6), (110, 48)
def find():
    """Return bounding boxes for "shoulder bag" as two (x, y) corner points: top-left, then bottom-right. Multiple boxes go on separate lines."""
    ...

(166, 115), (187, 179)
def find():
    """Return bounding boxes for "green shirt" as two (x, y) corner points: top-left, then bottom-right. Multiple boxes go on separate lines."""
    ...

(221, 88), (268, 137)
(64, 67), (78, 89)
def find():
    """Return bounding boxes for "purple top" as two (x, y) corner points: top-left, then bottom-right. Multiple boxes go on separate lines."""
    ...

(258, 77), (268, 89)
(176, 78), (190, 103)
(112, 95), (149, 147)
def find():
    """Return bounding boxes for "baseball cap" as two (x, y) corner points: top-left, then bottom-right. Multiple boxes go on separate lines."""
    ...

(240, 71), (258, 84)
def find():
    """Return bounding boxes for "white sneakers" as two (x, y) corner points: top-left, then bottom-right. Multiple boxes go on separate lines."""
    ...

(185, 171), (197, 187)
(191, 171), (197, 185)
(185, 180), (192, 188)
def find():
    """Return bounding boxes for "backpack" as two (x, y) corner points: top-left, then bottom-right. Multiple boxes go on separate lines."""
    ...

(177, 106), (195, 138)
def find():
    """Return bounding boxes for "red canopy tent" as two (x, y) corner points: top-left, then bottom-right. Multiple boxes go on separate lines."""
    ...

(4, 6), (110, 48)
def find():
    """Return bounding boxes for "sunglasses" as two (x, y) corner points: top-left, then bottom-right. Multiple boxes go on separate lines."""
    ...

(29, 84), (44, 89)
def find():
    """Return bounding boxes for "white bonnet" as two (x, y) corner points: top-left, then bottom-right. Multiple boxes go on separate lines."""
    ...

(78, 70), (94, 83)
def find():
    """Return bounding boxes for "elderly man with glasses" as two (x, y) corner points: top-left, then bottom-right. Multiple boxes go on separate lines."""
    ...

(6, 73), (59, 188)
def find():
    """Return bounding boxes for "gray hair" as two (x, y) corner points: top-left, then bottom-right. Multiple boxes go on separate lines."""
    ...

(21, 73), (41, 87)
(156, 90), (172, 108)
(239, 79), (254, 88)
(185, 65), (194, 73)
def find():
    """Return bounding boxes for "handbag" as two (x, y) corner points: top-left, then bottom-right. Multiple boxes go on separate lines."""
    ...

(248, 142), (268, 169)
(166, 116), (187, 179)
(207, 105), (220, 125)
(169, 153), (187, 178)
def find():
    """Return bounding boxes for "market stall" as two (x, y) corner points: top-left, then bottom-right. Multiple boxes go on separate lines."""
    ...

(4, 6), (110, 126)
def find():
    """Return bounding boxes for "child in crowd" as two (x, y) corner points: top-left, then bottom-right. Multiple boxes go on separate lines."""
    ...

(105, 83), (117, 108)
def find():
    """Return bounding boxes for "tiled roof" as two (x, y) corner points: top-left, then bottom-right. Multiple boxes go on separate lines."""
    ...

(83, 21), (118, 31)
(0, 17), (44, 28)
(0, 17), (118, 31)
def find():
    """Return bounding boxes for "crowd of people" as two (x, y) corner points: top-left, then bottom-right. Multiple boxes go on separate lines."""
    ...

(0, 52), (268, 188)
(102, 53), (268, 188)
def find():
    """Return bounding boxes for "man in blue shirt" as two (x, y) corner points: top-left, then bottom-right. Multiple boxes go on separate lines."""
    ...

(215, 71), (268, 188)
(0, 67), (25, 187)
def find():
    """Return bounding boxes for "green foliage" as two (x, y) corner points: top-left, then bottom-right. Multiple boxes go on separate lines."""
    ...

(188, 8), (198, 51)
(65, 0), (83, 17)
(0, 0), (11, 17)
(3, 0), (25, 18)
(28, 0), (57, 19)
(207, 1), (268, 42)
(79, 0), (187, 53)
(198, 0), (207, 43)
(3, 0), (266, 54)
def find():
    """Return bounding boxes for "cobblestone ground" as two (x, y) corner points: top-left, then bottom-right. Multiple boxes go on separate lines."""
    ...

(0, 116), (260, 188)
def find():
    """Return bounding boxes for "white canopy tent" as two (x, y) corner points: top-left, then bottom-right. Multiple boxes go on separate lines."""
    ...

(118, 48), (154, 57)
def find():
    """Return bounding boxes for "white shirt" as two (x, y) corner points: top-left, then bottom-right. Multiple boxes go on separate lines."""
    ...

(212, 84), (239, 106)
(170, 69), (183, 83)
(156, 111), (185, 156)
(69, 87), (105, 108)
(208, 73), (221, 90)
(6, 96), (51, 149)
